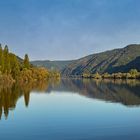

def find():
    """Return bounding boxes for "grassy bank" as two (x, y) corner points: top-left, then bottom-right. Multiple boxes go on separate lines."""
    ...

(82, 69), (140, 79)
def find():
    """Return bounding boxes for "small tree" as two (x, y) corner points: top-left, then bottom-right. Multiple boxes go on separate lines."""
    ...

(23, 54), (30, 69)
(126, 73), (131, 79)
(129, 69), (138, 78)
(94, 72), (101, 79)
(102, 72), (110, 79)
(10, 54), (20, 80)
(3, 45), (10, 74)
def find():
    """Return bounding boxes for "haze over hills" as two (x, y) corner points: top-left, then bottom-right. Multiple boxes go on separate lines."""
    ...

(31, 60), (75, 71)
(32, 44), (140, 75)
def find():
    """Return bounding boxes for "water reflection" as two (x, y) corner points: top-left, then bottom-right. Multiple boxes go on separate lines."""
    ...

(1, 78), (140, 119)
(56, 79), (140, 106)
(0, 80), (59, 120)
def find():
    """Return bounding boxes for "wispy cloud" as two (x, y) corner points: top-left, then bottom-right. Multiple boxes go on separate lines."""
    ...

(0, 0), (140, 60)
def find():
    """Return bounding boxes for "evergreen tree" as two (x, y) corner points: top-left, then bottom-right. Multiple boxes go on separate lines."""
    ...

(3, 45), (10, 74)
(23, 54), (30, 69)
(10, 54), (20, 79)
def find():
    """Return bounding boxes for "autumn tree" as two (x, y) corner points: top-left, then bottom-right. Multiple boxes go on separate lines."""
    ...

(102, 72), (110, 79)
(3, 45), (10, 74)
(129, 69), (138, 78)
(94, 72), (102, 79)
(9, 54), (20, 79)
(23, 54), (30, 69)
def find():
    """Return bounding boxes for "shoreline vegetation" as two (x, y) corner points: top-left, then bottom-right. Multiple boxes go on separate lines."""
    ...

(81, 69), (140, 79)
(0, 44), (60, 86)
(64, 69), (140, 80)
(0, 44), (140, 82)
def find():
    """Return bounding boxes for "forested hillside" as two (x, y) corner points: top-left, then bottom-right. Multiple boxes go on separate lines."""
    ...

(0, 44), (60, 84)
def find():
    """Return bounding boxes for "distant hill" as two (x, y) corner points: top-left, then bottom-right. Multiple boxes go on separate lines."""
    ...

(31, 60), (74, 71)
(62, 44), (140, 76)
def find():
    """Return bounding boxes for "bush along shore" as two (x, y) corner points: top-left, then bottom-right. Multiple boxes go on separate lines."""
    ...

(82, 69), (140, 79)
(0, 44), (60, 85)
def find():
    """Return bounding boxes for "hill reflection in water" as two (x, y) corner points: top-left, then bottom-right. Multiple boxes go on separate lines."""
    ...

(1, 78), (140, 119)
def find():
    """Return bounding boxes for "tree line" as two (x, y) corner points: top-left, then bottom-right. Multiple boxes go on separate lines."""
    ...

(0, 44), (60, 84)
(82, 69), (140, 79)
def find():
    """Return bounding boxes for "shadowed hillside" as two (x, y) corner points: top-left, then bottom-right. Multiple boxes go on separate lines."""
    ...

(62, 44), (140, 76)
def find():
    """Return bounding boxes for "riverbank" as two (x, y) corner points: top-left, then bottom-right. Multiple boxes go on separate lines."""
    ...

(65, 69), (140, 80)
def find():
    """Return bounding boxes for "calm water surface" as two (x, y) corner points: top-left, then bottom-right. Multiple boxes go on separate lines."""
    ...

(0, 79), (140, 140)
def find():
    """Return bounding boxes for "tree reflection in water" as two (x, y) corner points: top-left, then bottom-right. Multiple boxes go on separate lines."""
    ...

(1, 78), (140, 120)
(0, 79), (60, 120)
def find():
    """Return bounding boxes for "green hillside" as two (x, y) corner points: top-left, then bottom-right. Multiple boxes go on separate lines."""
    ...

(62, 44), (140, 76)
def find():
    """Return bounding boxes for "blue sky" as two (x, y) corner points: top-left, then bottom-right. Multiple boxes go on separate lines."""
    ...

(0, 0), (140, 60)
